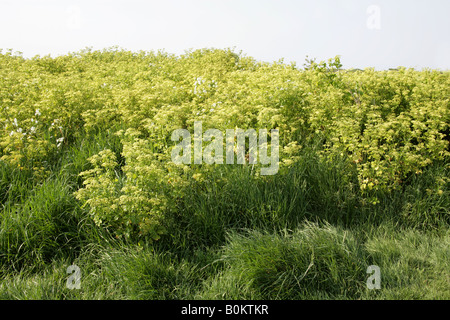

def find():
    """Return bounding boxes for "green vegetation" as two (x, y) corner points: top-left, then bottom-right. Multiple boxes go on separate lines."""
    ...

(0, 47), (449, 299)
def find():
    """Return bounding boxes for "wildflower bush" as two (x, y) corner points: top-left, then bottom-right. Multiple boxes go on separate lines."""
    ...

(0, 47), (448, 239)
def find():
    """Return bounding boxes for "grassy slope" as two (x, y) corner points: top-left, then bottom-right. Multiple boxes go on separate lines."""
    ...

(0, 132), (448, 300)
(0, 49), (448, 300)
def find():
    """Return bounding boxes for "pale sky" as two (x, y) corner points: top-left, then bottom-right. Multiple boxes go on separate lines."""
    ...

(0, 0), (449, 70)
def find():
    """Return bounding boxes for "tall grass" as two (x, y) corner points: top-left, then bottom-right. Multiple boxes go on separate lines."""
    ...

(0, 133), (448, 299)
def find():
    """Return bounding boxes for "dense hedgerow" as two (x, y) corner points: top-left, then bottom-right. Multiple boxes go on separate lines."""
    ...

(0, 47), (448, 240)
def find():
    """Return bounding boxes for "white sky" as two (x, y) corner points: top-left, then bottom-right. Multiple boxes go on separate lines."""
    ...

(0, 0), (449, 70)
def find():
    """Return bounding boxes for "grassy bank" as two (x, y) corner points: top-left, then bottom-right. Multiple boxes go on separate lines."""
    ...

(0, 48), (448, 299)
